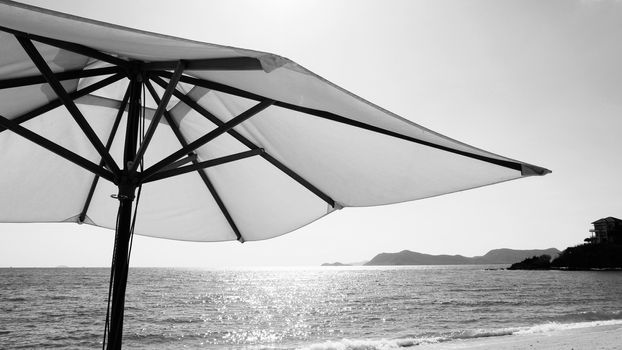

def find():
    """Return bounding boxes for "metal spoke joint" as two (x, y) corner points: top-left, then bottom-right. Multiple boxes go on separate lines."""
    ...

(114, 173), (140, 196)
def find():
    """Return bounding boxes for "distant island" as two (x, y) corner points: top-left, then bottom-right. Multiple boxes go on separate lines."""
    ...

(321, 262), (350, 267)
(321, 260), (367, 267)
(322, 248), (560, 266)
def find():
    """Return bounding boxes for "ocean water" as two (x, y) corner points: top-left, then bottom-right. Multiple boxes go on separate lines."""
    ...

(1, 266), (621, 349)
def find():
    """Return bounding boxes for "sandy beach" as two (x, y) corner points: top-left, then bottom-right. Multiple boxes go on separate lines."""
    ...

(416, 323), (622, 350)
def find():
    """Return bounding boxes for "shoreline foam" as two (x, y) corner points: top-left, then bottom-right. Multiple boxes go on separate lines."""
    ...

(415, 321), (622, 350)
(297, 320), (622, 350)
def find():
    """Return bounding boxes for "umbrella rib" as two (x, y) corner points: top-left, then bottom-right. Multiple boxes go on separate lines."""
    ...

(144, 80), (246, 242)
(143, 149), (264, 184)
(155, 71), (523, 172)
(129, 61), (185, 173)
(140, 99), (274, 181)
(16, 35), (122, 176)
(0, 25), (131, 69)
(148, 75), (336, 208)
(141, 57), (263, 71)
(0, 66), (123, 90)
(159, 154), (198, 172)
(0, 73), (125, 134)
(0, 114), (115, 182)
(78, 86), (131, 223)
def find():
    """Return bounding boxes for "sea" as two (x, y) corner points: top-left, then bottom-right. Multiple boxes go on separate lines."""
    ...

(1, 265), (621, 349)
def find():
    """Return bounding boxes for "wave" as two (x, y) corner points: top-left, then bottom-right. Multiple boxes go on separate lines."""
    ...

(296, 336), (442, 350)
(294, 319), (622, 350)
(555, 310), (622, 323)
(48, 295), (80, 301)
(514, 319), (622, 335)
(451, 319), (622, 339)
(4, 297), (27, 302)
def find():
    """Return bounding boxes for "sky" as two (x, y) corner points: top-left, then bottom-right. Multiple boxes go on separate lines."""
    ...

(1, 0), (621, 267)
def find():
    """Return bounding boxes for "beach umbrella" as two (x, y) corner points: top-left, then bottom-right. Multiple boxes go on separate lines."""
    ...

(0, 1), (550, 349)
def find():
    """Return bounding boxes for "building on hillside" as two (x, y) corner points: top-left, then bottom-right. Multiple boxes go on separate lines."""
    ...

(586, 217), (622, 244)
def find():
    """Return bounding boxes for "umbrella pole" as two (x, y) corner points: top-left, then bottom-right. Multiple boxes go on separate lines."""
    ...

(106, 183), (136, 350)
(106, 76), (142, 350)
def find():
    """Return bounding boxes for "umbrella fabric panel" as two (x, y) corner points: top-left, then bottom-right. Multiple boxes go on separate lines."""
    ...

(0, 2), (265, 63)
(0, 81), (76, 119)
(202, 156), (334, 242)
(86, 171), (239, 242)
(0, 144), (92, 222)
(0, 33), (90, 119)
(167, 88), (251, 160)
(77, 73), (132, 109)
(192, 68), (524, 166)
(230, 103), (521, 207)
(0, 103), (112, 222)
(0, 33), (89, 80)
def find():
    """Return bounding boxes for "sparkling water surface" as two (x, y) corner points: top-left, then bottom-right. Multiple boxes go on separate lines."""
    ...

(1, 266), (621, 349)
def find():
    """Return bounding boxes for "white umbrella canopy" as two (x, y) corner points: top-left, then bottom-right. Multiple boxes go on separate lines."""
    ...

(0, 0), (549, 349)
(0, 1), (549, 242)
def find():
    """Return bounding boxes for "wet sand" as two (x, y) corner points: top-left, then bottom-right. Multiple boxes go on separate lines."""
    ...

(416, 324), (622, 350)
